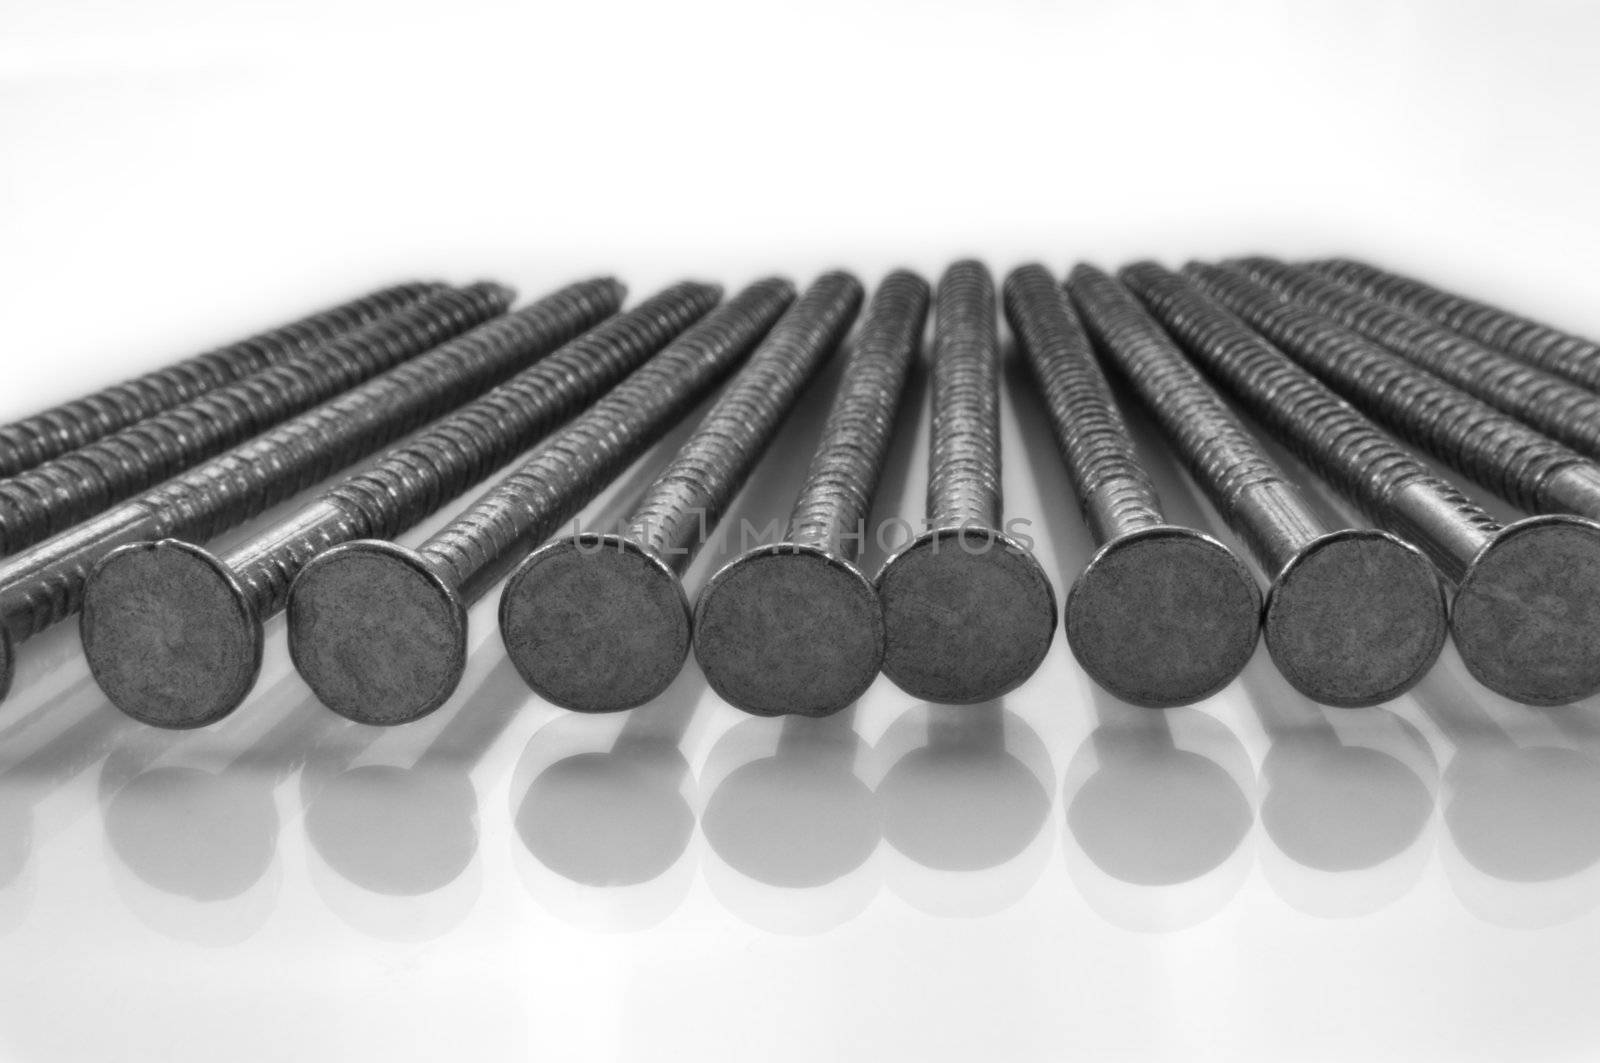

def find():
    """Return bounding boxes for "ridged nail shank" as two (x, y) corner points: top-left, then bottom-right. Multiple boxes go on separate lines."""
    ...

(1124, 262), (1600, 707)
(0, 282), (439, 479)
(1067, 264), (1444, 708)
(0, 284), (513, 554)
(1009, 264), (1261, 708)
(694, 270), (927, 719)
(80, 277), (633, 727)
(0, 278), (547, 701)
(876, 260), (1058, 705)
(1307, 257), (1600, 392)
(287, 278), (796, 726)
(501, 271), (865, 714)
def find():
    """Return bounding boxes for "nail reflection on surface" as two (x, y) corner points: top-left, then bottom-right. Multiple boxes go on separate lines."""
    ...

(1447, 730), (1600, 882)
(1242, 657), (1438, 918)
(97, 676), (329, 945)
(700, 708), (881, 934)
(300, 650), (527, 939)
(105, 766), (278, 901)
(1417, 657), (1600, 928)
(876, 701), (1053, 917)
(508, 668), (703, 931)
(1063, 689), (1255, 931)
(1261, 714), (1435, 871)
(0, 677), (145, 932)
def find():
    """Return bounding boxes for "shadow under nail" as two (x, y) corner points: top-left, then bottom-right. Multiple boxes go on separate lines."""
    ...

(96, 662), (360, 945)
(1061, 686), (1256, 931)
(1237, 655), (1438, 917)
(699, 709), (881, 934)
(299, 647), (528, 939)
(1415, 653), (1600, 928)
(515, 671), (702, 887)
(874, 699), (1054, 918)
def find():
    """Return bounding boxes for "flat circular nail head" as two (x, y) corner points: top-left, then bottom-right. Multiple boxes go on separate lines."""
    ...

(499, 535), (691, 714)
(1264, 529), (1448, 708)
(287, 541), (467, 726)
(1066, 526), (1261, 708)
(1453, 515), (1600, 706)
(694, 544), (884, 718)
(877, 527), (1058, 704)
(81, 540), (264, 729)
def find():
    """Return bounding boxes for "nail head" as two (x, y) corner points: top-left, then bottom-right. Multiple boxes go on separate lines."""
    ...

(694, 543), (885, 718)
(82, 539), (263, 728)
(1452, 514), (1600, 706)
(288, 540), (468, 725)
(1066, 525), (1261, 708)
(877, 526), (1057, 704)
(500, 534), (692, 714)
(1263, 529), (1448, 708)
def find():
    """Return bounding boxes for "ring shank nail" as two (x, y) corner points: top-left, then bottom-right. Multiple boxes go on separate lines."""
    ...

(505, 272), (865, 714)
(1008, 263), (1261, 708)
(288, 279), (796, 726)
(1125, 261), (1600, 706)
(0, 282), (441, 479)
(80, 278), (629, 728)
(1069, 264), (1444, 708)
(695, 270), (926, 718)
(876, 260), (1057, 705)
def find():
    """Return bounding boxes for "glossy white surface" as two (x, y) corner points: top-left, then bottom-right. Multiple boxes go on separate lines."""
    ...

(3, 345), (1599, 1062)
(9, 623), (1600, 1063)
(6, 0), (1600, 1059)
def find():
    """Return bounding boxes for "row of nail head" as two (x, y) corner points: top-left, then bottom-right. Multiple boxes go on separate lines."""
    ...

(2, 256), (1595, 727)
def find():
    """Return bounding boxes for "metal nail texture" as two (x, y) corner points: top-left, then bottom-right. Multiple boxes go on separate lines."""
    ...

(0, 280), (610, 703)
(0, 283), (514, 554)
(1007, 263), (1262, 708)
(1306, 257), (1600, 393)
(1068, 264), (1445, 708)
(1123, 261), (1600, 707)
(285, 278), (796, 726)
(693, 270), (926, 719)
(80, 278), (663, 728)
(500, 271), (863, 714)
(874, 259), (1058, 705)
(0, 282), (440, 478)
(1237, 258), (1600, 463)
(1191, 262), (1600, 524)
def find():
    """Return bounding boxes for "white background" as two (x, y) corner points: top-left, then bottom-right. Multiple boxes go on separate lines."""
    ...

(5, 1), (1600, 1060)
